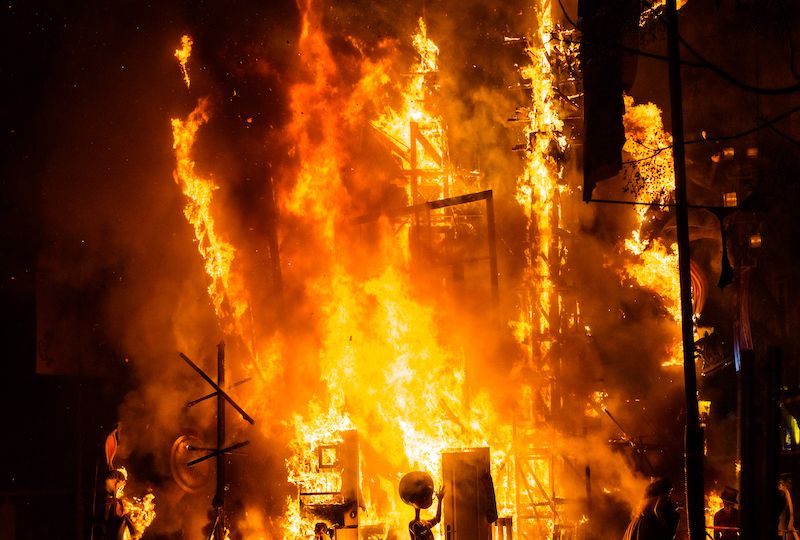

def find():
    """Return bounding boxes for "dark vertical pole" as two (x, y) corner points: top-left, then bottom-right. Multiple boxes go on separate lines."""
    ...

(89, 455), (99, 540)
(410, 121), (421, 262)
(266, 175), (284, 318)
(75, 377), (84, 539)
(585, 465), (592, 521)
(739, 349), (755, 539)
(214, 341), (226, 540)
(410, 121), (419, 205)
(665, 2), (705, 539)
(764, 347), (782, 539)
(485, 190), (499, 307)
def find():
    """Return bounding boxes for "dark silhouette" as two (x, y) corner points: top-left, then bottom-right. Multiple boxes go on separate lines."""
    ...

(399, 471), (445, 540)
(623, 478), (680, 540)
(313, 522), (332, 539)
(101, 428), (135, 540)
(713, 486), (739, 540)
(102, 469), (133, 540)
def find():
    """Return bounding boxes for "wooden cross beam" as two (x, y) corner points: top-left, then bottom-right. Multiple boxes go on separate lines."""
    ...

(179, 352), (255, 424)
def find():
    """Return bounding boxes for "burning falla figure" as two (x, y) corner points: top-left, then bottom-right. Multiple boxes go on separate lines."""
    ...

(103, 466), (134, 540)
(399, 471), (445, 540)
(101, 428), (155, 540)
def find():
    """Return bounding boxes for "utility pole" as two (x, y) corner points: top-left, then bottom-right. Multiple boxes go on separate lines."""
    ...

(665, 2), (705, 539)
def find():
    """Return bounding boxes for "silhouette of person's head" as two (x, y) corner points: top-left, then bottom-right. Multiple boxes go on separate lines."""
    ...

(645, 477), (672, 498)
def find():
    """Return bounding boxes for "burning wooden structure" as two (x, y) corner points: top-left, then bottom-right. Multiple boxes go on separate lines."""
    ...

(7, 0), (800, 539)
(162, 1), (695, 538)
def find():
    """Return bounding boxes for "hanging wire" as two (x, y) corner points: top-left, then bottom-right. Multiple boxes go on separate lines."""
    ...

(677, 34), (800, 95)
(555, 0), (800, 95)
(620, 104), (800, 164)
(778, 0), (800, 81)
(767, 124), (800, 147)
(554, 0), (704, 67)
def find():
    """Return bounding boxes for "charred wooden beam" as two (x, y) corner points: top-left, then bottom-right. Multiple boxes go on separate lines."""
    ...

(352, 189), (494, 224)
(187, 441), (250, 467)
(352, 189), (499, 307)
(179, 352), (255, 424)
(214, 341), (225, 528)
(186, 377), (252, 408)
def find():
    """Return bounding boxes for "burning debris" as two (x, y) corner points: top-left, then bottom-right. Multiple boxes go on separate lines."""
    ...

(174, 34), (193, 89)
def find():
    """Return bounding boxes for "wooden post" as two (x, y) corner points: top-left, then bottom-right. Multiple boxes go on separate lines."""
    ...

(214, 341), (226, 540)
(666, 2), (705, 539)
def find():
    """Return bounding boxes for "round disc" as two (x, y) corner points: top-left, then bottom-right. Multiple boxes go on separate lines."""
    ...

(170, 434), (211, 493)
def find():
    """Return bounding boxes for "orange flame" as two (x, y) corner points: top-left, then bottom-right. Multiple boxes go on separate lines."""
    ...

(705, 490), (724, 532)
(165, 3), (583, 539)
(112, 467), (156, 539)
(281, 0), (350, 243)
(621, 95), (687, 366)
(174, 34), (193, 88)
(123, 493), (156, 539)
(511, 1), (571, 536)
(170, 100), (251, 338)
(277, 6), (516, 537)
(371, 18), (452, 206)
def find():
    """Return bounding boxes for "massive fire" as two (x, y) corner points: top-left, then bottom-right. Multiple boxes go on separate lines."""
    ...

(277, 7), (514, 536)
(511, 1), (573, 536)
(162, 1), (695, 538)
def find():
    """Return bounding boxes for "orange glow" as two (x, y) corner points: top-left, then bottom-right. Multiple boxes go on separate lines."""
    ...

(660, 340), (685, 368)
(281, 0), (350, 242)
(622, 95), (675, 216)
(170, 35), (283, 437)
(510, 0), (571, 536)
(640, 0), (689, 26)
(371, 17), (462, 206)
(372, 18), (440, 158)
(115, 468), (155, 539)
(586, 391), (609, 417)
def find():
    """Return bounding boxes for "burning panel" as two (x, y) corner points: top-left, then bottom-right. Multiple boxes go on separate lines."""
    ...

(442, 448), (498, 540)
(299, 430), (360, 537)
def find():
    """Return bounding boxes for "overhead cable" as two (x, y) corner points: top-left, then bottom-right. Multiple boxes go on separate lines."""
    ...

(555, 0), (800, 95)
(677, 35), (800, 95)
(554, 0), (704, 67)
(621, 104), (800, 164)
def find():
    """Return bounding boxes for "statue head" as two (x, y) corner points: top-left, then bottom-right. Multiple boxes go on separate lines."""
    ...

(399, 471), (435, 509)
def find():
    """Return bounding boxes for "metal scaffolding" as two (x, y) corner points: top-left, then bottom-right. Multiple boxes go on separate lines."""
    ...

(510, 16), (584, 539)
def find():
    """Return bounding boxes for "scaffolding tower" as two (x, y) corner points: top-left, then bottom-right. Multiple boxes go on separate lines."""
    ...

(511, 15), (584, 540)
